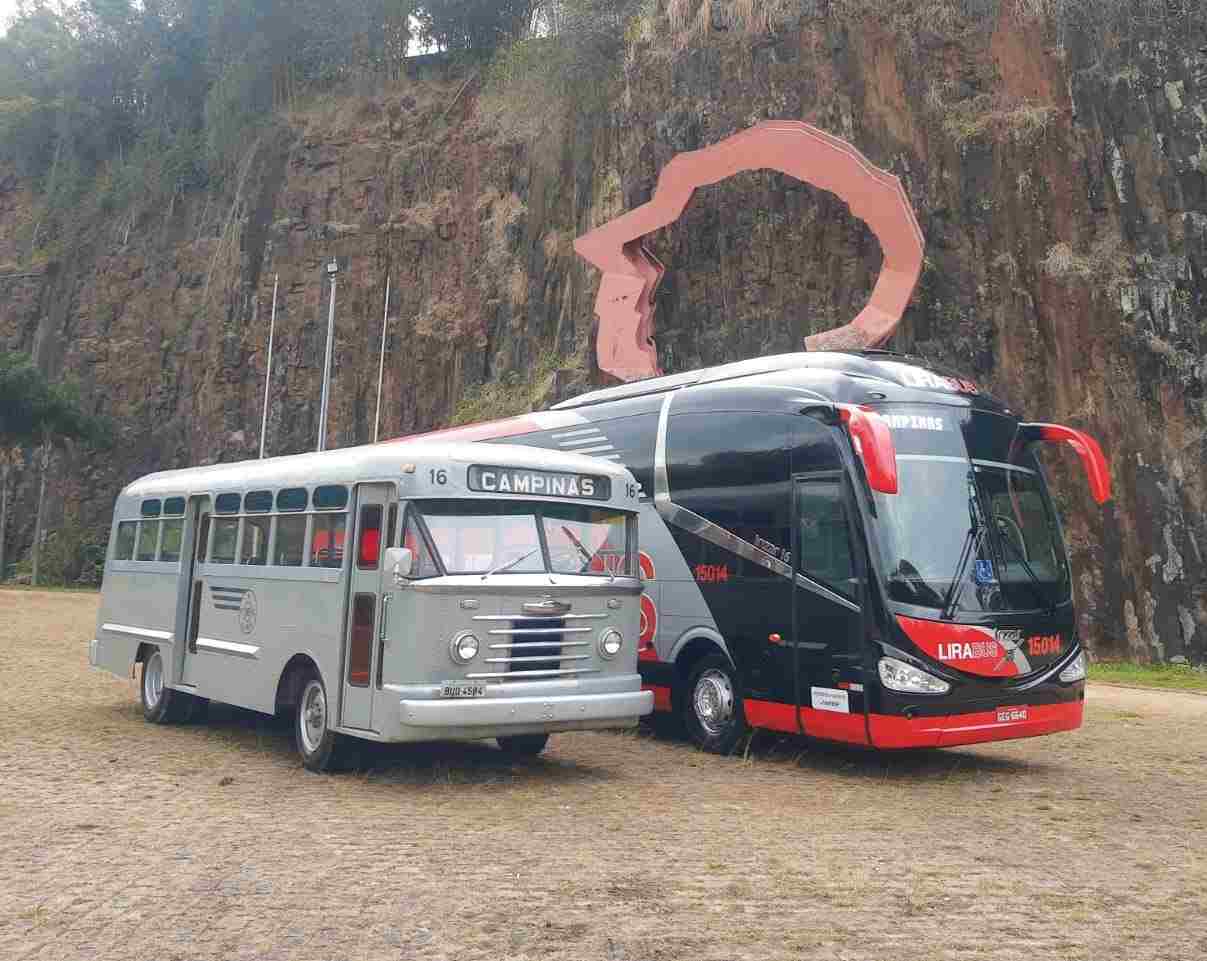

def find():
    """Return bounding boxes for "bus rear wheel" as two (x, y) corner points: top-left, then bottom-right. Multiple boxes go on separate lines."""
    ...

(140, 648), (192, 724)
(295, 673), (346, 772)
(496, 734), (549, 757)
(683, 654), (747, 755)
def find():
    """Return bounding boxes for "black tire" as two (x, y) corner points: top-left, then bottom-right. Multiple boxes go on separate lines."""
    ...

(682, 653), (747, 755)
(294, 671), (346, 772)
(187, 696), (210, 724)
(140, 648), (191, 724)
(496, 733), (550, 757)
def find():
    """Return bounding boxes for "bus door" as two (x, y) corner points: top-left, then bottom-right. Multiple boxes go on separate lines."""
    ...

(790, 473), (864, 735)
(177, 495), (212, 688)
(340, 482), (395, 731)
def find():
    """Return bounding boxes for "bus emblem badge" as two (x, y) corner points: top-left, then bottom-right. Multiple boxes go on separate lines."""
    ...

(238, 591), (259, 635)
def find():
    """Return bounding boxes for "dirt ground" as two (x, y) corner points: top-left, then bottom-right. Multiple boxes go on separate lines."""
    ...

(2, 590), (1205, 961)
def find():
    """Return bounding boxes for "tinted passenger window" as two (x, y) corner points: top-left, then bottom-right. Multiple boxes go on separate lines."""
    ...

(274, 515), (307, 566)
(386, 504), (398, 548)
(210, 518), (239, 564)
(141, 499), (161, 517)
(245, 490), (273, 513)
(348, 594), (374, 687)
(136, 521), (159, 561)
(314, 485), (348, 510)
(241, 516), (270, 565)
(114, 521), (137, 561)
(215, 493), (241, 514)
(311, 514), (346, 568)
(795, 477), (855, 598)
(159, 519), (184, 563)
(277, 488), (308, 511)
(196, 513), (211, 562)
(163, 497), (186, 516)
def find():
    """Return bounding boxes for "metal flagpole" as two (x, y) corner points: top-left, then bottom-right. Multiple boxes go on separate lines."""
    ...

(373, 276), (390, 443)
(317, 259), (339, 452)
(259, 274), (279, 459)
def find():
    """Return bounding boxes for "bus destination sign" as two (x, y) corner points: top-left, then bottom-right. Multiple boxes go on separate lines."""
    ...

(468, 465), (611, 500)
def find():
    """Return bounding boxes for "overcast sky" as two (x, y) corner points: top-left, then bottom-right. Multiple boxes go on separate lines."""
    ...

(0, 1), (17, 36)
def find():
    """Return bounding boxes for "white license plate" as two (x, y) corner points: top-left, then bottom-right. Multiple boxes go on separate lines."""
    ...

(996, 706), (1028, 723)
(440, 681), (487, 699)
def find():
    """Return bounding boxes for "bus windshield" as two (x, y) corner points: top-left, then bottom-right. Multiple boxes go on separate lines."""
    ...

(870, 408), (1071, 613)
(415, 499), (635, 576)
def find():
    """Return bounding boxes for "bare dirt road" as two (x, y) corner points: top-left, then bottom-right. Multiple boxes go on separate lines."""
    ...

(2, 589), (1205, 961)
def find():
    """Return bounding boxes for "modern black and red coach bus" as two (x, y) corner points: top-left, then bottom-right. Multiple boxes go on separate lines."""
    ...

(393, 350), (1111, 752)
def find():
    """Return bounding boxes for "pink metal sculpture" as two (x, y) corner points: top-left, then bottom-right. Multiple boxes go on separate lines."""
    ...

(574, 120), (926, 382)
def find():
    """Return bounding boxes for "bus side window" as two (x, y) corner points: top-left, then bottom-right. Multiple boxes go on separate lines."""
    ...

(210, 518), (239, 564)
(795, 476), (855, 598)
(275, 515), (307, 566)
(114, 521), (137, 561)
(386, 504), (398, 549)
(196, 513), (211, 563)
(241, 516), (270, 565)
(159, 519), (184, 563)
(401, 510), (440, 577)
(348, 594), (374, 687)
(358, 505), (383, 570)
(136, 521), (160, 561)
(311, 514), (346, 568)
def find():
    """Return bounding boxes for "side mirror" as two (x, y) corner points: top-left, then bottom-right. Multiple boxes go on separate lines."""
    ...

(1016, 423), (1112, 504)
(836, 404), (899, 494)
(384, 547), (414, 586)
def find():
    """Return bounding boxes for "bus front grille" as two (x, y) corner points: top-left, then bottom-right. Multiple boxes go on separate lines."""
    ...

(469, 612), (602, 681)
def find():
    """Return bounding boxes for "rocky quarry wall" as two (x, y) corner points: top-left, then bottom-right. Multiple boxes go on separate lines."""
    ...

(0, 6), (1204, 663)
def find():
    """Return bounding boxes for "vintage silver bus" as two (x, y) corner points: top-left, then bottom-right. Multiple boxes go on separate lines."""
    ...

(90, 441), (651, 770)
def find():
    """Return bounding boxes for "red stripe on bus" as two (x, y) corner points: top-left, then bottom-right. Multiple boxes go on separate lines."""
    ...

(643, 684), (672, 713)
(742, 699), (870, 745)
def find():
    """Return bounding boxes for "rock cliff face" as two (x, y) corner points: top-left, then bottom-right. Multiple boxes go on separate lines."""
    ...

(1, 7), (1204, 663)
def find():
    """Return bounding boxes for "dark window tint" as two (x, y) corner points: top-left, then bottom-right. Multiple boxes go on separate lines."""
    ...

(196, 513), (211, 562)
(277, 487), (308, 512)
(210, 518), (239, 563)
(163, 497), (186, 516)
(141, 499), (161, 517)
(136, 521), (160, 561)
(314, 485), (349, 511)
(795, 476), (855, 598)
(311, 514), (346, 568)
(358, 505), (383, 570)
(114, 521), (137, 561)
(274, 515), (307, 566)
(386, 504), (398, 549)
(348, 594), (374, 687)
(666, 412), (792, 577)
(245, 490), (273, 513)
(159, 519), (184, 563)
(241, 516), (270, 565)
(215, 493), (241, 514)
(401, 510), (441, 578)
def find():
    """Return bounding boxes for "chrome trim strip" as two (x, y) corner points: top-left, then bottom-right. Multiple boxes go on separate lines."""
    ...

(552, 428), (603, 439)
(558, 436), (606, 447)
(653, 393), (861, 613)
(486, 626), (591, 636)
(472, 613), (606, 622)
(489, 640), (591, 650)
(485, 654), (592, 664)
(896, 454), (967, 465)
(101, 623), (173, 642)
(465, 667), (600, 679)
(972, 458), (1038, 475)
(570, 444), (616, 454)
(195, 636), (260, 659)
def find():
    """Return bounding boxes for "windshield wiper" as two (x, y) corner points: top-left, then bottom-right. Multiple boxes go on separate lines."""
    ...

(990, 515), (1055, 615)
(481, 546), (541, 581)
(560, 524), (610, 579)
(941, 475), (982, 620)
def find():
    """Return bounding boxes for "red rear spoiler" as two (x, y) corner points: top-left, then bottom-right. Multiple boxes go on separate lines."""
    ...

(1016, 423), (1111, 504)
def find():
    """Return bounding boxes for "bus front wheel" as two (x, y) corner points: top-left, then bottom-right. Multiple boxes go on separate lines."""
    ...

(140, 648), (192, 724)
(497, 734), (549, 757)
(683, 654), (747, 755)
(295, 673), (346, 772)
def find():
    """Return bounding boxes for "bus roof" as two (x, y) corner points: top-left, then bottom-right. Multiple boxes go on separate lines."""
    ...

(120, 441), (636, 500)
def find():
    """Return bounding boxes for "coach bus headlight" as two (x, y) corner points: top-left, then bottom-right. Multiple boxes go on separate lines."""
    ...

(878, 656), (951, 695)
(598, 629), (623, 659)
(450, 632), (480, 664)
(1058, 650), (1087, 683)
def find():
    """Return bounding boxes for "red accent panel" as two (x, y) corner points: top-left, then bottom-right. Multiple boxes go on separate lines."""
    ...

(1035, 424), (1112, 504)
(386, 415), (544, 445)
(638, 594), (659, 660)
(742, 699), (870, 745)
(867, 700), (1083, 749)
(837, 405), (898, 494)
(643, 684), (673, 713)
(896, 615), (1021, 677)
(638, 551), (656, 581)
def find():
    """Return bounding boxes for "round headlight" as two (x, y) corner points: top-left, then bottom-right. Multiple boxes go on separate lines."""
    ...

(599, 629), (623, 659)
(450, 632), (480, 664)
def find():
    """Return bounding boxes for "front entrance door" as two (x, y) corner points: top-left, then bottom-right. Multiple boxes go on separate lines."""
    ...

(790, 473), (863, 718)
(340, 483), (395, 731)
(178, 495), (211, 687)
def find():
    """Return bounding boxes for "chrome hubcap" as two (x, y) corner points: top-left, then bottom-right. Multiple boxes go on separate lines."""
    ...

(300, 681), (327, 754)
(693, 669), (735, 736)
(144, 651), (164, 709)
